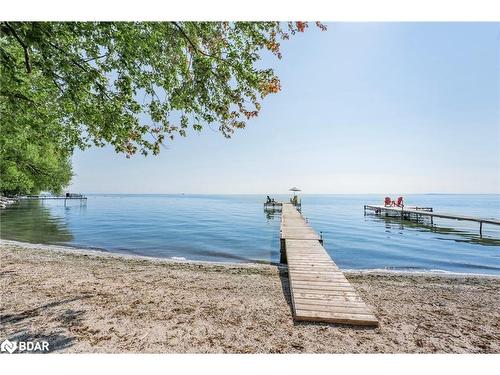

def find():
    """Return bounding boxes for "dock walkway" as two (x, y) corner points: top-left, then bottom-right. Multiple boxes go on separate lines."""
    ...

(280, 203), (378, 326)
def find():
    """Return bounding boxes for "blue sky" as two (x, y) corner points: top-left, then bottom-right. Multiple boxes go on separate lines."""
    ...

(70, 23), (500, 194)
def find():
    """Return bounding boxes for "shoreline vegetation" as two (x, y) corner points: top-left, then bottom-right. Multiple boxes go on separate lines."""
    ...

(1, 241), (499, 353)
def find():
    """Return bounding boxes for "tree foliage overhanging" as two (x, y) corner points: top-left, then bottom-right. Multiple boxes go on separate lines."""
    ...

(0, 21), (326, 195)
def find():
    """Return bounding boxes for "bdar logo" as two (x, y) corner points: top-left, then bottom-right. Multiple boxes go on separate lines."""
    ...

(1, 339), (17, 354)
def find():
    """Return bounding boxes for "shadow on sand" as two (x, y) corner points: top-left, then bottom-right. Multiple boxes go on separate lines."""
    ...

(0, 294), (93, 325)
(0, 294), (96, 353)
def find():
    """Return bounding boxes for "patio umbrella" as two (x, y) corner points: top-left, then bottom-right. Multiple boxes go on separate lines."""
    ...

(288, 187), (301, 205)
(289, 187), (301, 199)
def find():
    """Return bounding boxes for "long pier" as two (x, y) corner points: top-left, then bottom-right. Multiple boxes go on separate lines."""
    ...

(19, 195), (87, 200)
(364, 205), (500, 235)
(280, 203), (378, 326)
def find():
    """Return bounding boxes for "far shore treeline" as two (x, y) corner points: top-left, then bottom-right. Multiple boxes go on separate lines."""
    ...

(0, 21), (326, 196)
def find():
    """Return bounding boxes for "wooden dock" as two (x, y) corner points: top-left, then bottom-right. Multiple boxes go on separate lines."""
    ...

(280, 203), (378, 326)
(364, 204), (500, 235)
(19, 195), (87, 200)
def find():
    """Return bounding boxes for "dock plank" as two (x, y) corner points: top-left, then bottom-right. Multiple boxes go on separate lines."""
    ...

(294, 310), (379, 326)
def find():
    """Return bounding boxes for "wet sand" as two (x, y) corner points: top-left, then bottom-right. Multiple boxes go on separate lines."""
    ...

(1, 241), (499, 353)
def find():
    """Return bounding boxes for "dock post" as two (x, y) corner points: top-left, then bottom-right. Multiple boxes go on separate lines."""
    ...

(480, 222), (483, 237)
(363, 205), (366, 216)
(280, 238), (287, 264)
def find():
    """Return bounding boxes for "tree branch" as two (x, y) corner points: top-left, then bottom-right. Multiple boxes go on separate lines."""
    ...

(4, 22), (32, 73)
(83, 53), (110, 63)
(0, 90), (34, 103)
(171, 22), (211, 57)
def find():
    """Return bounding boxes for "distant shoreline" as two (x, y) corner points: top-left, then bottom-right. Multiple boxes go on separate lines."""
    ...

(1, 239), (499, 278)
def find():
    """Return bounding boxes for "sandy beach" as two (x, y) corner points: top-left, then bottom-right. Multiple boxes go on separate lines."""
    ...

(1, 241), (499, 353)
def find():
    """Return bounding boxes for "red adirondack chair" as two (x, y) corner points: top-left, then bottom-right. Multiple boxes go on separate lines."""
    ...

(396, 196), (404, 207)
(384, 197), (392, 206)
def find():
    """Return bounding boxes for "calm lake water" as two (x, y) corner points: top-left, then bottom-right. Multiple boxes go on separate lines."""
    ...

(1, 194), (499, 275)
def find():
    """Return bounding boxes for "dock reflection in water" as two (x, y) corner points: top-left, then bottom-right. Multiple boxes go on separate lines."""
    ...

(372, 214), (500, 247)
(0, 200), (75, 244)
